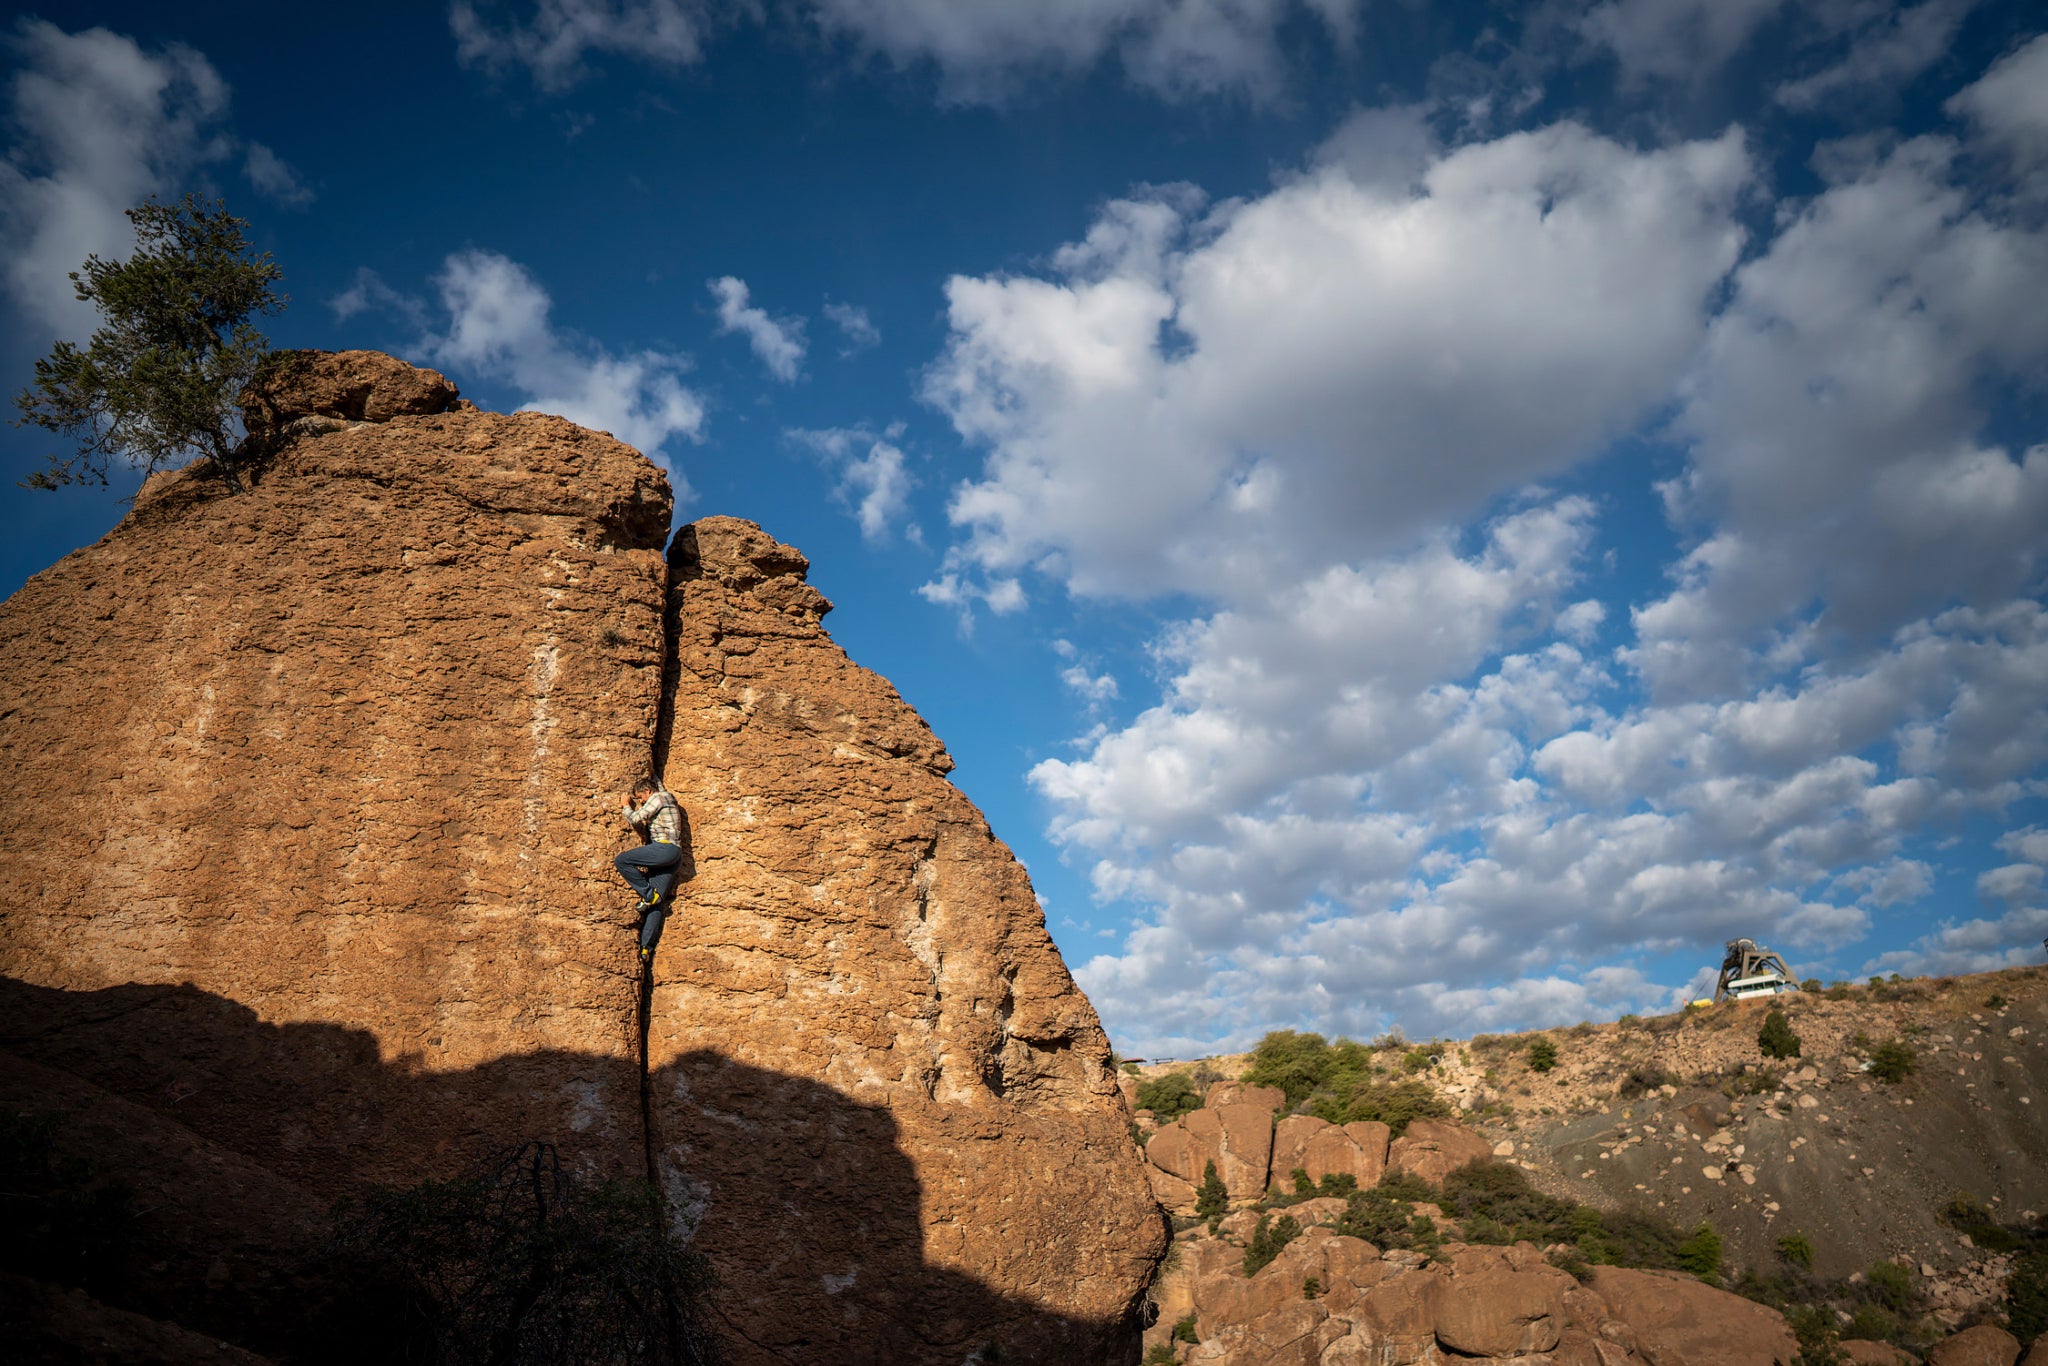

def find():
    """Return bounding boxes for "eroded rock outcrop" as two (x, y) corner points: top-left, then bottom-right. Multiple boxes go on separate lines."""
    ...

(0, 352), (1163, 1362)
(646, 515), (1163, 1360)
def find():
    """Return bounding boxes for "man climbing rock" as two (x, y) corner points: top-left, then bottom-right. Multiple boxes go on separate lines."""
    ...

(614, 776), (683, 965)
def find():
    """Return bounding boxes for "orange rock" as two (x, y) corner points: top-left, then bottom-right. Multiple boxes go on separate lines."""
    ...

(0, 357), (1164, 1364)
(1928, 1326), (2024, 1366)
(1433, 1266), (1571, 1356)
(1206, 1080), (1286, 1112)
(1589, 1266), (1798, 1366)
(240, 347), (459, 436)
(1388, 1117), (1494, 1184)
(1843, 1341), (1919, 1366)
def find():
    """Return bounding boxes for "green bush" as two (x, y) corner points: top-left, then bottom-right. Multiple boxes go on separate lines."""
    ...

(1867, 1040), (1915, 1084)
(1800, 978), (1822, 993)
(1939, 1195), (2021, 1252)
(1172, 1313), (1199, 1344)
(1195, 1161), (1228, 1225)
(1528, 1039), (1559, 1073)
(1618, 1062), (1671, 1097)
(2007, 1249), (2048, 1340)
(1862, 1261), (1911, 1313)
(1844, 1305), (1896, 1341)
(1144, 1344), (1178, 1365)
(1676, 1223), (1723, 1284)
(1243, 1214), (1302, 1276)
(1302, 1275), (1322, 1299)
(1136, 1072), (1205, 1122)
(1291, 1167), (1316, 1195)
(1986, 994), (2011, 1010)
(1758, 1010), (1802, 1060)
(1775, 1232), (1816, 1269)
(1308, 1078), (1451, 1137)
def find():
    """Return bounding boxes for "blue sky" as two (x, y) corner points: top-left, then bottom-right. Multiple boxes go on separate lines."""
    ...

(3, 0), (2045, 1056)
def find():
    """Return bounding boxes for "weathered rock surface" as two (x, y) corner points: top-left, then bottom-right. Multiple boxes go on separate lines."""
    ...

(1272, 1114), (1391, 1190)
(1928, 1326), (2024, 1366)
(1388, 1116), (1496, 1184)
(0, 353), (1162, 1362)
(644, 515), (1164, 1359)
(1149, 1225), (1800, 1366)
(0, 1272), (275, 1366)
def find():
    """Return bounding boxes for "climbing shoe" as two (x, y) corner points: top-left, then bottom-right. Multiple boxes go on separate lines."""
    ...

(642, 890), (662, 907)
(639, 946), (653, 966)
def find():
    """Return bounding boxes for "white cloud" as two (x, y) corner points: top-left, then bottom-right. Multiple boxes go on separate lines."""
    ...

(1946, 32), (2048, 173)
(426, 249), (706, 479)
(928, 120), (1751, 602)
(708, 275), (805, 382)
(450, 0), (1362, 101)
(918, 572), (1026, 629)
(2002, 827), (2048, 866)
(242, 141), (313, 207)
(329, 266), (426, 328)
(787, 425), (915, 543)
(822, 299), (880, 351)
(1631, 134), (2048, 698)
(1577, 0), (1786, 84)
(0, 21), (231, 336)
(451, 0), (711, 90)
(1773, 0), (1975, 110)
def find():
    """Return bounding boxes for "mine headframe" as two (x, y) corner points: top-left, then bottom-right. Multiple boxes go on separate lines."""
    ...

(1713, 937), (1800, 1002)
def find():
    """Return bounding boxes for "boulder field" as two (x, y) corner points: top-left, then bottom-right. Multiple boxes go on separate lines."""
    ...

(0, 351), (1162, 1362)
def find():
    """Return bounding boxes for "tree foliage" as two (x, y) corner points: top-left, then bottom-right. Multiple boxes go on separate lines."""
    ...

(14, 194), (284, 494)
(1757, 1010), (1801, 1061)
(1194, 1160), (1228, 1225)
(1528, 1039), (1559, 1073)
(1134, 1071), (1203, 1122)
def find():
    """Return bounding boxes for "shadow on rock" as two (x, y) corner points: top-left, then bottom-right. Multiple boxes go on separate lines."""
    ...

(0, 976), (1134, 1364)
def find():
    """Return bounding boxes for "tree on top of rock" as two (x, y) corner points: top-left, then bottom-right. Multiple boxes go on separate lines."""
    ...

(13, 194), (284, 495)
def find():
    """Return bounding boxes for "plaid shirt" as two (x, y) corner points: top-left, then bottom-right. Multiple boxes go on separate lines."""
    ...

(626, 789), (682, 844)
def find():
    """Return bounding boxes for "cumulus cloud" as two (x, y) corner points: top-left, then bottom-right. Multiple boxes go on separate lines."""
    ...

(928, 121), (1749, 602)
(0, 21), (229, 336)
(708, 275), (805, 382)
(1577, 0), (1786, 84)
(1946, 32), (2048, 174)
(451, 0), (712, 89)
(242, 141), (313, 207)
(787, 425), (916, 542)
(425, 249), (706, 479)
(1772, 0), (1975, 110)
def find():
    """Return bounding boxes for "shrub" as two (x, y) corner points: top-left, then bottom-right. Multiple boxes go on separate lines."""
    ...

(1758, 1010), (1802, 1060)
(1867, 1040), (1916, 1084)
(1173, 1314), (1200, 1344)
(1676, 1223), (1723, 1284)
(2007, 1248), (2048, 1340)
(1292, 1167), (1316, 1196)
(1825, 982), (1851, 1000)
(1986, 994), (2011, 1010)
(1617, 1014), (1642, 1028)
(1144, 1344), (1178, 1364)
(1401, 1046), (1437, 1074)
(1528, 1039), (1559, 1073)
(1618, 1062), (1671, 1097)
(1800, 978), (1823, 993)
(1243, 1214), (1302, 1276)
(1307, 1078), (1451, 1137)
(1863, 1261), (1911, 1313)
(1844, 1305), (1896, 1342)
(1136, 1071), (1205, 1122)
(1195, 1161), (1228, 1225)
(1940, 1195), (2021, 1252)
(1302, 1275), (1322, 1299)
(1787, 1304), (1844, 1365)
(1776, 1232), (1816, 1270)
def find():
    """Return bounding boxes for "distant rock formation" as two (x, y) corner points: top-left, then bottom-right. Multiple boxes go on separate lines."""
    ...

(0, 351), (1163, 1362)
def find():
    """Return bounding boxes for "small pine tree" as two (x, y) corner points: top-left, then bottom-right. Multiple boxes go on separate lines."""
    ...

(14, 195), (285, 494)
(1757, 1009), (1801, 1060)
(1194, 1160), (1228, 1225)
(1528, 1039), (1559, 1073)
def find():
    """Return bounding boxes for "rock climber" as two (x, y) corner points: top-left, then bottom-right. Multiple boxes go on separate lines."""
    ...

(614, 776), (682, 965)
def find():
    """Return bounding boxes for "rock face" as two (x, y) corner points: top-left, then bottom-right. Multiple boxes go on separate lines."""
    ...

(645, 515), (1164, 1359)
(0, 352), (1162, 1362)
(1147, 1231), (1802, 1366)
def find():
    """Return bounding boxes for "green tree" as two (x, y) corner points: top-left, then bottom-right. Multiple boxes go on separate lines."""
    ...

(1528, 1039), (1559, 1073)
(14, 194), (285, 495)
(1676, 1222), (1723, 1284)
(1194, 1160), (1228, 1226)
(1135, 1071), (1203, 1122)
(1757, 1009), (1801, 1060)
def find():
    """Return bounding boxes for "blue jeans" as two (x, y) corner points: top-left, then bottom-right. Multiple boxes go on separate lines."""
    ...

(613, 842), (682, 950)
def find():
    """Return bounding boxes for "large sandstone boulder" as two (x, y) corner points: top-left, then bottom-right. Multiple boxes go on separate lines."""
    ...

(1928, 1326), (2023, 1366)
(644, 515), (1164, 1359)
(1590, 1267), (1798, 1366)
(1433, 1265), (1572, 1356)
(1272, 1114), (1390, 1189)
(0, 355), (1163, 1363)
(1148, 1102), (1276, 1202)
(239, 347), (460, 437)
(1842, 1342), (1919, 1366)
(1388, 1117), (1495, 1184)
(1206, 1080), (1286, 1112)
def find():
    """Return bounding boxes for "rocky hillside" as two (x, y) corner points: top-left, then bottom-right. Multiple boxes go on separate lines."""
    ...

(0, 351), (1162, 1363)
(1128, 964), (2048, 1362)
